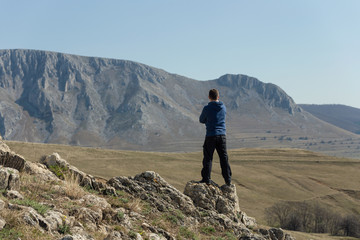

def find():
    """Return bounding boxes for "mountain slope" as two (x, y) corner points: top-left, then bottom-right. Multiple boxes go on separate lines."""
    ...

(0, 49), (356, 153)
(300, 104), (360, 134)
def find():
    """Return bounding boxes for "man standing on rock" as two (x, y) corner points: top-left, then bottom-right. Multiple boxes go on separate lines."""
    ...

(199, 89), (232, 186)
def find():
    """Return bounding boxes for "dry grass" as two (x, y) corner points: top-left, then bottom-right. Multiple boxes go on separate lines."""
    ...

(63, 173), (86, 199)
(0, 207), (24, 228)
(127, 198), (142, 213)
(20, 173), (59, 202)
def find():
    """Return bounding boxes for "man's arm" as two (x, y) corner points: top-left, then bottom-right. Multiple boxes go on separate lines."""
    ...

(199, 107), (207, 124)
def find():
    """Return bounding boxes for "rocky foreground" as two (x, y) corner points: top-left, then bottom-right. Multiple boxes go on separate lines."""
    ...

(0, 138), (294, 240)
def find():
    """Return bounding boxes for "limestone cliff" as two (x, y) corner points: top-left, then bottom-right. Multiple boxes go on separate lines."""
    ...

(0, 49), (353, 152)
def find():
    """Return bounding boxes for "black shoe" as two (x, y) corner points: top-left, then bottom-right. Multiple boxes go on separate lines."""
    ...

(195, 179), (210, 184)
(225, 181), (232, 186)
(209, 180), (219, 187)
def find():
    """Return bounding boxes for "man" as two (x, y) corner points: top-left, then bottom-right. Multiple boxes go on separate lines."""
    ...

(199, 89), (232, 186)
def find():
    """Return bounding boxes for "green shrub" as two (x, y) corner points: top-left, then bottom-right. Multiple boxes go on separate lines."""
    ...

(201, 226), (216, 235)
(128, 230), (137, 238)
(0, 226), (23, 240)
(58, 223), (71, 234)
(120, 198), (129, 203)
(48, 165), (69, 179)
(165, 214), (178, 224)
(179, 226), (198, 240)
(117, 210), (125, 220)
(173, 209), (185, 221)
(225, 231), (237, 240)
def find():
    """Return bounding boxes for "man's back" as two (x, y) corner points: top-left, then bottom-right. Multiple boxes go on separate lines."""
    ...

(199, 101), (226, 137)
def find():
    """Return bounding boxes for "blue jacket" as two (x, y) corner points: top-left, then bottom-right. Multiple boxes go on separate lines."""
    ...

(199, 101), (226, 136)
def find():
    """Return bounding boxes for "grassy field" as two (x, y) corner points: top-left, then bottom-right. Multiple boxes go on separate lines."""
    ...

(6, 141), (360, 239)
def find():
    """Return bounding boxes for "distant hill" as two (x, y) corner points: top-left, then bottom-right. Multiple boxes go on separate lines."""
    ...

(0, 49), (357, 154)
(300, 104), (360, 134)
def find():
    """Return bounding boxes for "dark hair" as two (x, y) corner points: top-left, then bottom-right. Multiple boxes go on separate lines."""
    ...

(209, 89), (219, 100)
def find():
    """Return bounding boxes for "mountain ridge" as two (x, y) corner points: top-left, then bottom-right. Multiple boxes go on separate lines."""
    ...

(0, 49), (357, 156)
(299, 104), (360, 135)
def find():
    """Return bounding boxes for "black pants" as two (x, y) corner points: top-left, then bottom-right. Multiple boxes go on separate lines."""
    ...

(201, 135), (232, 184)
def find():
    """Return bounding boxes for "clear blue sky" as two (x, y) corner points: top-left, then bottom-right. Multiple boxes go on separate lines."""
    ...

(1, 0), (359, 108)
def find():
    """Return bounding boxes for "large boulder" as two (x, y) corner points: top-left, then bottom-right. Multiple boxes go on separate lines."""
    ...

(0, 140), (26, 171)
(183, 180), (260, 234)
(268, 228), (296, 240)
(184, 181), (240, 219)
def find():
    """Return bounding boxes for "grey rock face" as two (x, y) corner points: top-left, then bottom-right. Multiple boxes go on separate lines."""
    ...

(44, 210), (74, 233)
(0, 49), (346, 152)
(216, 74), (300, 114)
(269, 228), (285, 240)
(23, 207), (51, 231)
(108, 171), (197, 215)
(4, 190), (23, 199)
(240, 211), (257, 229)
(0, 167), (20, 190)
(24, 161), (59, 181)
(184, 181), (241, 220)
(76, 207), (102, 231)
(267, 228), (295, 240)
(0, 143), (26, 171)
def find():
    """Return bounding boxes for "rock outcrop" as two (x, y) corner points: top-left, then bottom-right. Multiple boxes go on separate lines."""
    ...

(0, 139), (295, 240)
(108, 171), (197, 215)
(0, 141), (26, 171)
(0, 167), (20, 190)
(184, 180), (257, 229)
(184, 181), (240, 217)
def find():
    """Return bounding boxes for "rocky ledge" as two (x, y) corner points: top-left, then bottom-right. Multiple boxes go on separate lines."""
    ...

(0, 139), (294, 240)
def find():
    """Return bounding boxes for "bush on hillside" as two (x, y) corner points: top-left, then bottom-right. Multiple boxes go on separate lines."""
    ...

(265, 201), (360, 238)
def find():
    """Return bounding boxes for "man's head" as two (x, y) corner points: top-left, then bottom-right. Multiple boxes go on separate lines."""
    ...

(209, 89), (220, 101)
